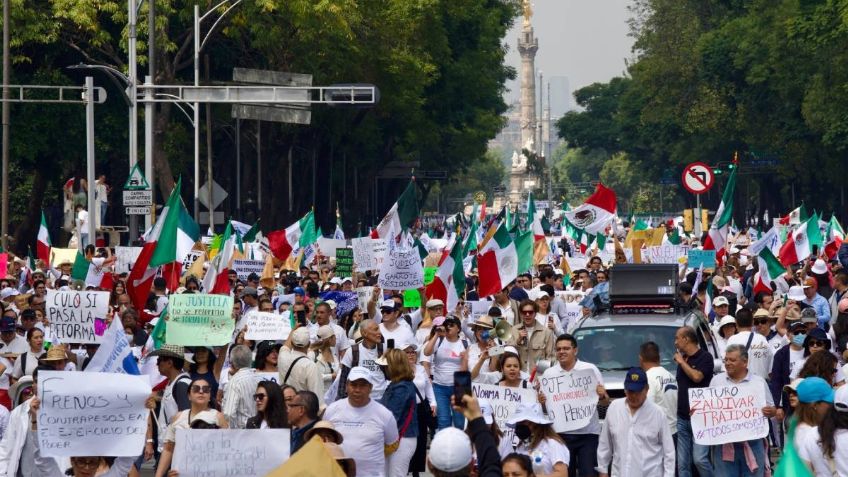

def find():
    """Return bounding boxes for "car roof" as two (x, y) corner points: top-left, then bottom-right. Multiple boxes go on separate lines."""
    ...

(574, 313), (689, 330)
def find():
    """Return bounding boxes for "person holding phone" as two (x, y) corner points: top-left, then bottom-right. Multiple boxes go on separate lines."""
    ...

(423, 316), (469, 430)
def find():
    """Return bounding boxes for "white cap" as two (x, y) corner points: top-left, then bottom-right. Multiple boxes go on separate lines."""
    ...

(718, 315), (737, 330)
(787, 285), (806, 301)
(835, 384), (848, 412)
(426, 299), (445, 308)
(478, 399), (494, 425)
(428, 428), (472, 472)
(380, 299), (396, 310)
(811, 259), (828, 275)
(341, 277), (353, 284)
(291, 327), (311, 347)
(317, 325), (334, 340)
(347, 366), (376, 386)
(0, 288), (19, 300)
(325, 299), (337, 310)
(330, 277), (343, 285)
(712, 295), (729, 307)
(506, 402), (553, 427)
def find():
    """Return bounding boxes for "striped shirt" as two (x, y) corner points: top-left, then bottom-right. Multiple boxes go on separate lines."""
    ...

(221, 368), (257, 429)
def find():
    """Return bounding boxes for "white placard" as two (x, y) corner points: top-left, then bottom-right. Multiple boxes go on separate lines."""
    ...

(37, 371), (151, 457)
(564, 256), (587, 273)
(114, 246), (142, 274)
(377, 237), (424, 290)
(355, 286), (374, 313)
(466, 300), (492, 322)
(172, 429), (291, 477)
(646, 245), (688, 264)
(473, 383), (537, 444)
(352, 237), (387, 272)
(233, 259), (265, 281)
(46, 289), (111, 344)
(243, 311), (291, 341)
(689, 382), (768, 445)
(317, 238), (347, 257)
(540, 368), (599, 433)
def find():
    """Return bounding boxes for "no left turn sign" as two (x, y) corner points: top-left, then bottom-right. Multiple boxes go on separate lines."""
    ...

(681, 162), (714, 195)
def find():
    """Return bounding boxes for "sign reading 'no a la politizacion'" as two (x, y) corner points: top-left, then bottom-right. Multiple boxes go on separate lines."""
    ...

(166, 294), (234, 346)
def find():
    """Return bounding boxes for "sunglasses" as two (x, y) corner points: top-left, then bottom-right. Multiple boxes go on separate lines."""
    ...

(808, 340), (827, 348)
(253, 393), (267, 401)
(521, 310), (535, 315)
(754, 319), (770, 325)
(191, 385), (211, 394)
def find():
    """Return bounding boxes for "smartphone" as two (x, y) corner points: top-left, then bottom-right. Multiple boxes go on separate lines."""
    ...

(454, 371), (472, 407)
(387, 338), (395, 349)
(296, 310), (307, 327)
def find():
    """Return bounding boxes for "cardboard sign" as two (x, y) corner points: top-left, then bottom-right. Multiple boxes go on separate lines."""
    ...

(243, 311), (291, 341)
(646, 245), (688, 264)
(689, 382), (768, 445)
(688, 249), (717, 269)
(351, 237), (387, 272)
(473, 383), (537, 444)
(114, 246), (143, 274)
(355, 286), (373, 313)
(37, 371), (151, 457)
(232, 259), (265, 281)
(540, 368), (599, 433)
(172, 429), (291, 477)
(335, 248), (353, 278)
(423, 266), (437, 285)
(46, 289), (110, 344)
(403, 289), (422, 308)
(377, 238), (424, 290)
(166, 294), (235, 346)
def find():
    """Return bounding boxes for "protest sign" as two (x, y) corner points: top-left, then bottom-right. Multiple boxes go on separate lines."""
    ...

(423, 266), (437, 285)
(114, 246), (142, 274)
(46, 289), (110, 344)
(689, 382), (768, 445)
(688, 249), (717, 269)
(378, 238), (424, 290)
(564, 256), (587, 273)
(172, 429), (291, 477)
(352, 237), (387, 272)
(356, 286), (374, 312)
(255, 372), (280, 385)
(335, 248), (353, 277)
(233, 259), (265, 281)
(167, 294), (235, 346)
(540, 368), (599, 433)
(317, 238), (347, 257)
(465, 301), (492, 323)
(49, 248), (78, 268)
(37, 371), (151, 457)
(646, 245), (688, 264)
(473, 383), (537, 444)
(554, 290), (585, 326)
(243, 311), (291, 341)
(403, 289), (422, 308)
(182, 250), (203, 271)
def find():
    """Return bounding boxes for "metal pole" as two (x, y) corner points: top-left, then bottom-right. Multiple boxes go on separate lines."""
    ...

(695, 194), (702, 237)
(1, 0), (9, 250)
(85, 77), (97, 244)
(128, 0), (139, 242)
(205, 55), (213, 231)
(235, 117), (240, 218)
(193, 4), (200, 223)
(144, 75), (153, 231)
(256, 120), (261, 210)
(145, 0), (154, 231)
(287, 146), (292, 213)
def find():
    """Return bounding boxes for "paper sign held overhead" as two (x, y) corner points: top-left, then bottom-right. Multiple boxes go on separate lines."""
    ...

(688, 249), (717, 269)
(46, 290), (111, 344)
(166, 294), (235, 346)
(243, 311), (292, 341)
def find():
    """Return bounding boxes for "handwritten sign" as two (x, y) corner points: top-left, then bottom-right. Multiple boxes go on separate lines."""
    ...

(46, 289), (110, 344)
(540, 368), (599, 433)
(689, 383), (768, 445)
(114, 246), (143, 274)
(233, 259), (265, 281)
(473, 383), (537, 444)
(352, 237), (387, 272)
(688, 249), (717, 269)
(355, 286), (373, 313)
(37, 371), (151, 457)
(172, 429), (291, 477)
(403, 289), (422, 308)
(466, 301), (492, 322)
(335, 248), (353, 278)
(182, 250), (204, 272)
(167, 294), (235, 346)
(646, 245), (688, 264)
(378, 238), (424, 290)
(243, 311), (291, 341)
(423, 266), (437, 285)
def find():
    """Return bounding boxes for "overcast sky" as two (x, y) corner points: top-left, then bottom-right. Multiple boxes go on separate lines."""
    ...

(503, 0), (636, 106)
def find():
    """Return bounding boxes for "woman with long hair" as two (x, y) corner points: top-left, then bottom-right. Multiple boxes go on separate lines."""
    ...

(379, 348), (419, 477)
(10, 328), (45, 383)
(406, 339), (435, 477)
(803, 385), (848, 476)
(253, 340), (281, 373)
(792, 377), (834, 473)
(246, 380), (289, 429)
(154, 378), (228, 477)
(798, 350), (841, 385)
(507, 402), (569, 477)
(471, 350), (530, 388)
(311, 325), (338, 393)
(790, 328), (846, 385)
(188, 347), (218, 402)
(109, 280), (126, 308)
(423, 315), (468, 430)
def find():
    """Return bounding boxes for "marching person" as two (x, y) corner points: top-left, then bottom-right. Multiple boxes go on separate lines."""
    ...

(220, 344), (256, 429)
(507, 300), (556, 374)
(508, 402), (570, 477)
(423, 315), (469, 430)
(380, 348), (419, 477)
(674, 326), (715, 477)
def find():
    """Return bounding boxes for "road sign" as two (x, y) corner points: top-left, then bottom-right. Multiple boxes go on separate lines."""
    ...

(125, 206), (150, 215)
(198, 180), (228, 210)
(681, 162), (714, 195)
(124, 163), (150, 190)
(122, 190), (152, 206)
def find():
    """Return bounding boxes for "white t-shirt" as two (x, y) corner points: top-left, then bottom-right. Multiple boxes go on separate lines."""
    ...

(789, 348), (805, 375)
(324, 399), (399, 477)
(0, 335), (28, 355)
(0, 356), (11, 391)
(726, 331), (773, 380)
(646, 366), (677, 435)
(801, 428), (848, 477)
(516, 437), (570, 475)
(340, 344), (387, 399)
(431, 338), (467, 386)
(380, 322), (415, 350)
(795, 423), (819, 465)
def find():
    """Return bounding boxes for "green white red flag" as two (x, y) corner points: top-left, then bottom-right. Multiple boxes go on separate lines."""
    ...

(703, 169), (737, 265)
(477, 222), (518, 298)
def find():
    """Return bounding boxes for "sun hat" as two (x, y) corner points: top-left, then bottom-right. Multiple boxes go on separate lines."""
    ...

(506, 402), (553, 427)
(811, 259), (828, 275)
(290, 327), (311, 347)
(304, 420), (344, 444)
(471, 315), (494, 329)
(787, 286), (807, 301)
(796, 377), (835, 404)
(753, 308), (771, 319)
(317, 325), (335, 340)
(717, 315), (737, 330)
(428, 428), (472, 472)
(322, 442), (356, 474)
(41, 346), (68, 362)
(147, 344), (195, 364)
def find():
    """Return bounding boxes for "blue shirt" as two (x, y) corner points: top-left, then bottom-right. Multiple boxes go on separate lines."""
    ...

(804, 294), (831, 328)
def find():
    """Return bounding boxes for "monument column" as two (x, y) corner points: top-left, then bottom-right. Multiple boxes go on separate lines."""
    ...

(510, 0), (539, 205)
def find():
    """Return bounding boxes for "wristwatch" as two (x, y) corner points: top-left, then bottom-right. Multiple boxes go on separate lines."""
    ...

(146, 439), (154, 443)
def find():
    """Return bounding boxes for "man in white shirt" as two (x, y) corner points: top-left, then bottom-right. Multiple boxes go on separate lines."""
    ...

(324, 366), (399, 477)
(336, 319), (387, 400)
(221, 344), (257, 429)
(597, 367), (675, 477)
(726, 308), (773, 381)
(541, 333), (610, 476)
(0, 317), (28, 355)
(377, 300), (414, 347)
(639, 341), (677, 439)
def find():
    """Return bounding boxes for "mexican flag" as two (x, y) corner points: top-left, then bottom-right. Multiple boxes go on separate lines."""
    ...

(153, 196), (201, 291)
(563, 183), (617, 235)
(71, 250), (113, 290)
(425, 239), (465, 311)
(754, 248), (785, 295)
(779, 204), (808, 226)
(477, 222), (518, 298)
(703, 169), (737, 265)
(824, 215), (844, 260)
(37, 210), (51, 263)
(527, 193), (551, 264)
(267, 211), (317, 261)
(201, 221), (238, 294)
(779, 216), (823, 266)
(514, 228), (534, 274)
(372, 181), (419, 239)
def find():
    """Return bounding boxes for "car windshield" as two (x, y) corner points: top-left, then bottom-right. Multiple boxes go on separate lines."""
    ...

(573, 325), (679, 372)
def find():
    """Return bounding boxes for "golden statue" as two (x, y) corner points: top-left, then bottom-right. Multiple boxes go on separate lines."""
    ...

(522, 0), (533, 26)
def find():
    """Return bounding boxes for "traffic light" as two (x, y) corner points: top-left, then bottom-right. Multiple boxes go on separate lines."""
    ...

(728, 163), (736, 170)
(713, 168), (723, 175)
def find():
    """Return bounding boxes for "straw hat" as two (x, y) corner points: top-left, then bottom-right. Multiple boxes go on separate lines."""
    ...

(41, 346), (68, 362)
(304, 420), (344, 444)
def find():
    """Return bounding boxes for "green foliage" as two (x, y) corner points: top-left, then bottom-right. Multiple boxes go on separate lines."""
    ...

(435, 149), (507, 208)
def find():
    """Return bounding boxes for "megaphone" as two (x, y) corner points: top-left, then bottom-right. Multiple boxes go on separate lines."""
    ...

(494, 319), (513, 342)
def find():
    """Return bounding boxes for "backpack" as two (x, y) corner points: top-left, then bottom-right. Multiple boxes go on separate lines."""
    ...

(434, 337), (469, 364)
(336, 342), (385, 399)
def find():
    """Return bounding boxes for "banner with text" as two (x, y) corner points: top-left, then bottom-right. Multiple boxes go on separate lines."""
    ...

(46, 289), (110, 344)
(172, 429), (291, 477)
(473, 383), (537, 444)
(166, 294), (235, 346)
(352, 237), (387, 272)
(689, 382), (768, 445)
(540, 368), (599, 433)
(377, 239), (424, 290)
(335, 248), (353, 278)
(243, 311), (291, 341)
(688, 250), (717, 270)
(233, 259), (265, 281)
(646, 245), (688, 264)
(37, 371), (151, 457)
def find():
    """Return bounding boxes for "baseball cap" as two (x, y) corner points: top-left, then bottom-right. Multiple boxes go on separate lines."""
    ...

(623, 367), (648, 392)
(783, 378), (804, 394)
(835, 384), (848, 412)
(787, 286), (807, 301)
(712, 296), (729, 307)
(241, 286), (258, 297)
(0, 316), (15, 332)
(293, 287), (305, 296)
(290, 327), (311, 347)
(380, 299), (396, 311)
(330, 277), (343, 285)
(800, 308), (818, 324)
(0, 288), (19, 300)
(507, 403), (553, 427)
(796, 377), (835, 404)
(317, 325), (334, 340)
(426, 299), (445, 308)
(347, 366), (375, 386)
(325, 300), (337, 310)
(428, 428), (472, 472)
(478, 399), (494, 425)
(803, 277), (818, 288)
